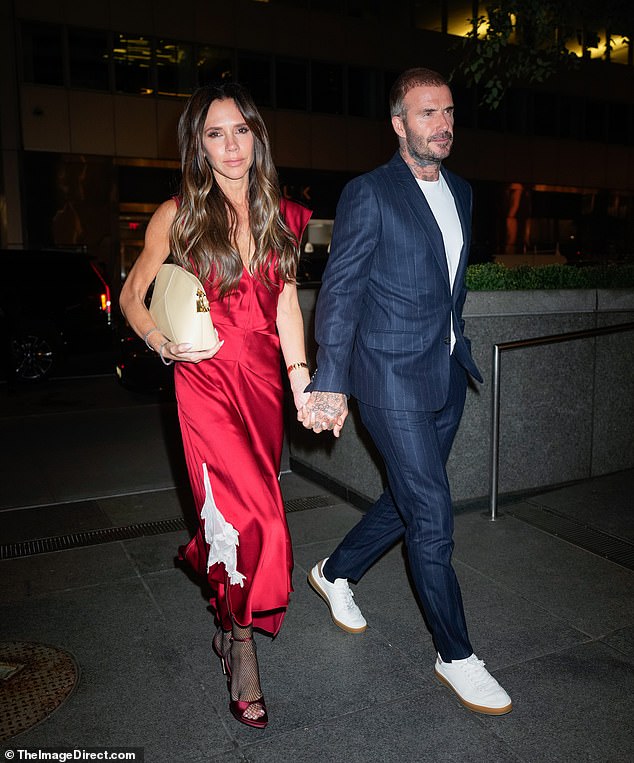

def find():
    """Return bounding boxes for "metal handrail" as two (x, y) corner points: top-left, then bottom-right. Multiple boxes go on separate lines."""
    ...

(489, 321), (634, 520)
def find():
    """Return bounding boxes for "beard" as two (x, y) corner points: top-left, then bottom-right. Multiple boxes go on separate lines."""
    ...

(404, 124), (453, 165)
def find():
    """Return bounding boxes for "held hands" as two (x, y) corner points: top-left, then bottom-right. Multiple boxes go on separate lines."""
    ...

(298, 391), (348, 438)
(288, 370), (311, 413)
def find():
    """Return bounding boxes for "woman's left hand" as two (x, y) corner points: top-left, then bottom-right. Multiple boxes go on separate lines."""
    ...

(289, 371), (311, 412)
(292, 388), (310, 411)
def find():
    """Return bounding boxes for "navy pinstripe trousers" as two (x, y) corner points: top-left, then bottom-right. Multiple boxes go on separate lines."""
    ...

(324, 355), (473, 661)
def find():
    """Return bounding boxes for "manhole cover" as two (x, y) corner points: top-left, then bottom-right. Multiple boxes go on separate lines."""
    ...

(0, 641), (79, 742)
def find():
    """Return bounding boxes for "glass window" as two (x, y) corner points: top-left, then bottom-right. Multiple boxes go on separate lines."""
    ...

(156, 39), (195, 97)
(607, 34), (630, 65)
(413, 1), (444, 32)
(311, 61), (343, 114)
(69, 28), (110, 90)
(447, 1), (478, 37)
(113, 33), (153, 95)
(22, 23), (64, 86)
(348, 67), (380, 118)
(197, 45), (233, 86)
(276, 58), (308, 110)
(237, 53), (272, 106)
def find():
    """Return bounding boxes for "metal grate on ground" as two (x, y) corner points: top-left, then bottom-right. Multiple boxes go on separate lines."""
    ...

(507, 502), (634, 571)
(0, 641), (79, 743)
(283, 494), (340, 513)
(0, 494), (340, 560)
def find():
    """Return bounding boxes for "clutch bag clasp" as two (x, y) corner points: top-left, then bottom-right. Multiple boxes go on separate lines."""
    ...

(196, 288), (210, 313)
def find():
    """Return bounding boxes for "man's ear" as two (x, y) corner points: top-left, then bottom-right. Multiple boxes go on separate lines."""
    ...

(391, 114), (406, 138)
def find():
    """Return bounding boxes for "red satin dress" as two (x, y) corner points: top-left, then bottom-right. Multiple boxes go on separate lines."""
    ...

(177, 199), (311, 637)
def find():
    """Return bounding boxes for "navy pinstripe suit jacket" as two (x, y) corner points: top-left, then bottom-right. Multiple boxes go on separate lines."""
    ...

(309, 151), (483, 412)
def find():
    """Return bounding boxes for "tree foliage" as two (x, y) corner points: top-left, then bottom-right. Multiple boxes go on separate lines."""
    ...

(452, 0), (634, 109)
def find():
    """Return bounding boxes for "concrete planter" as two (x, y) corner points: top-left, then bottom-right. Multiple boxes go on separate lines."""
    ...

(288, 288), (634, 506)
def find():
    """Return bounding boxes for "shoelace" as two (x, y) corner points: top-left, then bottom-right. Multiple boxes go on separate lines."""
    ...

(462, 656), (498, 691)
(334, 581), (358, 610)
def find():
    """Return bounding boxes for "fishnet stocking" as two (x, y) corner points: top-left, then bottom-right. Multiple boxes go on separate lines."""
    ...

(212, 627), (231, 667)
(229, 622), (266, 721)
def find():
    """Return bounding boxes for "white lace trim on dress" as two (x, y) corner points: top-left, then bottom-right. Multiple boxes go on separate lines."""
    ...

(200, 462), (246, 587)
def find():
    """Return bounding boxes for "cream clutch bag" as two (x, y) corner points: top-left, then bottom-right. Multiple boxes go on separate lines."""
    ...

(149, 264), (216, 351)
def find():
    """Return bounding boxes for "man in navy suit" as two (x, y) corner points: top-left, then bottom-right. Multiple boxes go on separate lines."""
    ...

(300, 68), (512, 715)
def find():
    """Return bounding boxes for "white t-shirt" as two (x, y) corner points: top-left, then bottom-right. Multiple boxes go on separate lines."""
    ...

(416, 174), (463, 351)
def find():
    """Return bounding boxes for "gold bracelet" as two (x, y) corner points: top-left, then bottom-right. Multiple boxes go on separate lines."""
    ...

(287, 361), (309, 376)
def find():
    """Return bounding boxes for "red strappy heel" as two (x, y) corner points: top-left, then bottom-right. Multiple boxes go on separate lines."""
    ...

(226, 635), (268, 729)
(230, 698), (268, 729)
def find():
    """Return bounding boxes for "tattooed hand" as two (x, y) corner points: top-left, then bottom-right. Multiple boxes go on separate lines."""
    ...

(298, 391), (348, 438)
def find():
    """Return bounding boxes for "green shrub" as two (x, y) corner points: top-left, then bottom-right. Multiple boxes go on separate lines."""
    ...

(466, 263), (634, 291)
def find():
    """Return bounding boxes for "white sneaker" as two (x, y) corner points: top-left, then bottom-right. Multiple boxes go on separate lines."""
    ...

(308, 558), (367, 633)
(435, 654), (512, 715)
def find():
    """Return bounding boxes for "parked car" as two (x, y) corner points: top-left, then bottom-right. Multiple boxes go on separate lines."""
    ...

(0, 248), (113, 382)
(297, 242), (329, 286)
(114, 322), (175, 394)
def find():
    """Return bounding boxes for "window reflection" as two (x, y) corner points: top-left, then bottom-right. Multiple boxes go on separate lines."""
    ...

(69, 28), (110, 90)
(113, 34), (153, 95)
(156, 39), (195, 97)
(197, 46), (233, 87)
(608, 34), (630, 64)
(17, 19), (633, 148)
(447, 1), (478, 37)
(413, 1), (443, 33)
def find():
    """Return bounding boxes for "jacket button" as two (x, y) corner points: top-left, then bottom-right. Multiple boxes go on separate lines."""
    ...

(443, 336), (451, 344)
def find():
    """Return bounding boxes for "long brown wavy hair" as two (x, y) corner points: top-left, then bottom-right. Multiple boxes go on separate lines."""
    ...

(169, 82), (300, 296)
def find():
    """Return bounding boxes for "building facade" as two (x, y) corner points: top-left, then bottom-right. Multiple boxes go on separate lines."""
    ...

(1, 0), (633, 295)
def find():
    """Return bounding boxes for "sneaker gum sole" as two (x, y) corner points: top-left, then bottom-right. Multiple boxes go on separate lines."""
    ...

(434, 669), (513, 716)
(307, 570), (368, 634)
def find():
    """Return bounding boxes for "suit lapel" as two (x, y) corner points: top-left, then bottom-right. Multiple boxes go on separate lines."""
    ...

(441, 166), (471, 302)
(390, 153), (450, 288)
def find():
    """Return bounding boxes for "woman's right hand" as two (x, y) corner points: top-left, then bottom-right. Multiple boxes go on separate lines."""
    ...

(159, 333), (224, 364)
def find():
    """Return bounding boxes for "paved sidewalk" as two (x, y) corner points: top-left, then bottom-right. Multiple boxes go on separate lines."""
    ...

(0, 380), (633, 762)
(1, 469), (633, 762)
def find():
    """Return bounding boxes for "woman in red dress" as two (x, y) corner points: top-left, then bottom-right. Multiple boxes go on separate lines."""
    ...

(120, 83), (312, 729)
